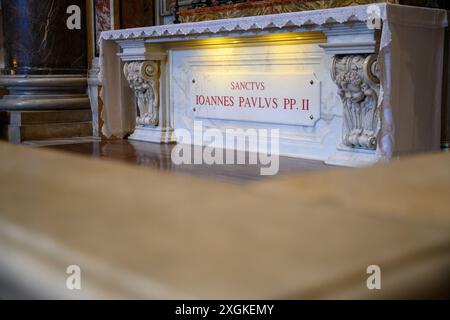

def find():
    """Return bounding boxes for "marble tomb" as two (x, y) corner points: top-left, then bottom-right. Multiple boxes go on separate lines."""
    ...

(98, 3), (448, 166)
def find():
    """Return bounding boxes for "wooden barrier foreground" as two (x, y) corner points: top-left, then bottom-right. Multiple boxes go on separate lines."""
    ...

(0, 141), (449, 299)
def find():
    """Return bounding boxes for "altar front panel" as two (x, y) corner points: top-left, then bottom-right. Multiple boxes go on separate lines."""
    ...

(170, 41), (342, 161)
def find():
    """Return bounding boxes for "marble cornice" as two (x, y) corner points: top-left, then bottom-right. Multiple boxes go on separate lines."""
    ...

(100, 3), (388, 43)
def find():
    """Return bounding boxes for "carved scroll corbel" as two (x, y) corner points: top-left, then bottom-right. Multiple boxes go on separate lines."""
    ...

(331, 54), (380, 150)
(123, 61), (160, 127)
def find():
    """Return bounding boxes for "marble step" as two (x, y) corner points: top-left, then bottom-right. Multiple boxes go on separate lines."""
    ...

(4, 121), (93, 144)
(1, 109), (92, 125)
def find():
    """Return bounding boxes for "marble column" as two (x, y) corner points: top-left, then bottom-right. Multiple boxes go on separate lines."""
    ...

(88, 58), (101, 137)
(0, 0), (91, 142)
(442, 20), (450, 150)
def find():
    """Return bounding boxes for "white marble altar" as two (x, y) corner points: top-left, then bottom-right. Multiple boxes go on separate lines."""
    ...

(98, 3), (447, 166)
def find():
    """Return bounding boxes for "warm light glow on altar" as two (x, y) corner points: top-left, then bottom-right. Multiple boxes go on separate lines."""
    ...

(160, 31), (327, 48)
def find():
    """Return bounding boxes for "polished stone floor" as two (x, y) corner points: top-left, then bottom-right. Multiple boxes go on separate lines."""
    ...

(26, 137), (333, 184)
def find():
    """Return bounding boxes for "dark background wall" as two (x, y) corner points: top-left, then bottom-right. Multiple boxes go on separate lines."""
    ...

(121, 0), (155, 29)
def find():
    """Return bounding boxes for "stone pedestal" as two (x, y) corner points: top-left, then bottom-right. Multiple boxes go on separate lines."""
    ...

(88, 58), (101, 137)
(0, 0), (91, 143)
(0, 109), (92, 144)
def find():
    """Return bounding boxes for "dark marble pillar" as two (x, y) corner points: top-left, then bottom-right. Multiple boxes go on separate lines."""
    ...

(1, 0), (87, 75)
(442, 20), (450, 150)
(0, 0), (92, 143)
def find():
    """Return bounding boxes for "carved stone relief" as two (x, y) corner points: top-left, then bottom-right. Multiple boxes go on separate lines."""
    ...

(123, 61), (160, 127)
(331, 54), (380, 150)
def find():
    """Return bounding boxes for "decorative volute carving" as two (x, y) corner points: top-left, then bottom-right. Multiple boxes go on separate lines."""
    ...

(331, 54), (380, 150)
(123, 61), (160, 127)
